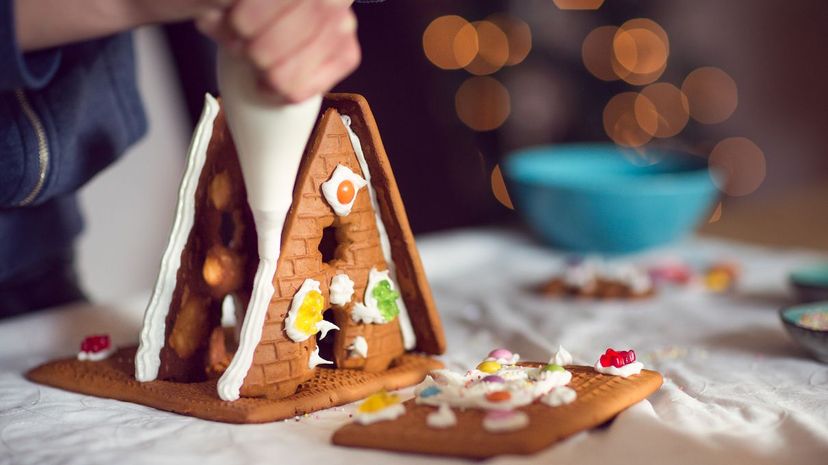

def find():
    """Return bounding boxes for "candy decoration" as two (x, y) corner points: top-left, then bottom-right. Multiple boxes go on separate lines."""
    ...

(372, 280), (400, 322)
(542, 363), (565, 373)
(488, 348), (513, 360)
(337, 180), (355, 204)
(599, 348), (636, 368)
(477, 361), (502, 374)
(359, 391), (400, 413)
(78, 335), (115, 361)
(419, 386), (442, 398)
(354, 390), (406, 425)
(485, 391), (512, 403)
(321, 164), (367, 217)
(481, 375), (506, 383)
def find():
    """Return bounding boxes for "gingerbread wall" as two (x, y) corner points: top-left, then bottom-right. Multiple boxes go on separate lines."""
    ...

(239, 109), (405, 399)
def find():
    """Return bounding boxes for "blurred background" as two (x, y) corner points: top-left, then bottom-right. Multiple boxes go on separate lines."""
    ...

(78, 0), (828, 301)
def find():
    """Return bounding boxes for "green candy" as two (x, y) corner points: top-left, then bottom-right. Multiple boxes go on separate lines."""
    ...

(542, 363), (565, 373)
(372, 280), (400, 322)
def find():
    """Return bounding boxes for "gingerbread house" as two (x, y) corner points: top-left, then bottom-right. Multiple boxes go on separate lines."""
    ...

(134, 93), (445, 400)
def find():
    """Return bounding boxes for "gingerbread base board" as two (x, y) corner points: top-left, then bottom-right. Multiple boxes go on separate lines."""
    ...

(333, 365), (662, 459)
(26, 346), (442, 424)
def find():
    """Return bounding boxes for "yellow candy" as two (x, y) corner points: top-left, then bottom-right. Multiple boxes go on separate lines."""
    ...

(357, 391), (400, 413)
(293, 290), (324, 335)
(477, 360), (502, 374)
(704, 270), (732, 292)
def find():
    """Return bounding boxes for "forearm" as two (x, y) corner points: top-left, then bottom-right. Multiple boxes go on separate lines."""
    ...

(15, 0), (167, 51)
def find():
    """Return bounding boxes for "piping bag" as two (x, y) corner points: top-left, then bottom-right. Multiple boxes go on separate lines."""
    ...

(215, 49), (322, 401)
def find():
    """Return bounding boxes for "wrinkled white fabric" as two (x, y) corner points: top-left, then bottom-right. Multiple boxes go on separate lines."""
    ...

(1, 228), (826, 465)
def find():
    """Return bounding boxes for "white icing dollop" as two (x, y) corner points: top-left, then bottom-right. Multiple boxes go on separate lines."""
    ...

(594, 361), (644, 378)
(348, 336), (368, 358)
(354, 403), (405, 425)
(329, 274), (355, 306)
(532, 369), (573, 397)
(542, 386), (577, 407)
(351, 302), (385, 324)
(350, 268), (400, 325)
(606, 264), (652, 294)
(321, 164), (367, 216)
(550, 345), (573, 366)
(284, 279), (323, 342)
(308, 346), (333, 369)
(483, 410), (529, 433)
(426, 403), (457, 429)
(316, 320), (339, 340)
(78, 347), (116, 362)
(563, 259), (598, 291)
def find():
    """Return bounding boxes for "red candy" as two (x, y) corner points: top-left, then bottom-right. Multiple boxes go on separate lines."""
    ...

(80, 335), (111, 353)
(600, 348), (636, 368)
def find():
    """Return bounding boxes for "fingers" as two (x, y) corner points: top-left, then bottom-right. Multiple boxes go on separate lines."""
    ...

(259, 8), (356, 94)
(263, 29), (362, 103)
(195, 8), (242, 51)
(246, 0), (346, 69)
(229, 0), (298, 39)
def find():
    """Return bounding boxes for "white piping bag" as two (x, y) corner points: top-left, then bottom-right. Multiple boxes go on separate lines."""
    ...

(215, 49), (322, 401)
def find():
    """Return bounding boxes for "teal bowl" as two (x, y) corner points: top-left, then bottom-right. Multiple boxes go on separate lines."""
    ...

(502, 144), (720, 253)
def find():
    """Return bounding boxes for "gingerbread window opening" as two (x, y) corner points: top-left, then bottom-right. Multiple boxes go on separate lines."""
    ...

(219, 211), (234, 247)
(316, 310), (338, 364)
(318, 224), (339, 264)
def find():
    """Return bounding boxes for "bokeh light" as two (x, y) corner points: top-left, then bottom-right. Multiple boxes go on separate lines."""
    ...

(423, 15), (479, 70)
(604, 92), (656, 147)
(486, 13), (533, 66)
(553, 0), (605, 10)
(635, 83), (689, 138)
(682, 67), (738, 124)
(455, 76), (511, 131)
(708, 137), (766, 196)
(464, 21), (510, 76)
(582, 26), (620, 81)
(611, 18), (669, 86)
(490, 165), (515, 209)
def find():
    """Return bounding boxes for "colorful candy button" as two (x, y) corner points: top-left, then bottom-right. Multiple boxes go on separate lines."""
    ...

(488, 348), (513, 360)
(542, 363), (565, 373)
(477, 360), (502, 374)
(485, 391), (512, 402)
(419, 386), (441, 398)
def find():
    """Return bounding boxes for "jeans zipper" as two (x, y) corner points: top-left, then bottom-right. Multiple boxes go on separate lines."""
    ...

(14, 89), (49, 206)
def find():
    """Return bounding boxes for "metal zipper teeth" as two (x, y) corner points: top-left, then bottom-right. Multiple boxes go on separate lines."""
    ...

(14, 89), (49, 206)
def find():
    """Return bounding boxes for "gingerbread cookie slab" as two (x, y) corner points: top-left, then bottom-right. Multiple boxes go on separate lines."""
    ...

(27, 346), (442, 424)
(333, 348), (662, 459)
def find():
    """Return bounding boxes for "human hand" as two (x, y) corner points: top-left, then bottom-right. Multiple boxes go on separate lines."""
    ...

(197, 0), (361, 103)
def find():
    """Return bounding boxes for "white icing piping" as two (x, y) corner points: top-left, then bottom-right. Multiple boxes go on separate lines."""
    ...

(135, 94), (219, 382)
(218, 258), (277, 400)
(340, 115), (416, 350)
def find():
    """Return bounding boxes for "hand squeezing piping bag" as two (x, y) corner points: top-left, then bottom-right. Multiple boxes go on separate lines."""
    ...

(215, 49), (322, 401)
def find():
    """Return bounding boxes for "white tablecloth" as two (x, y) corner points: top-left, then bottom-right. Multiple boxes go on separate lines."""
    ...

(1, 229), (826, 465)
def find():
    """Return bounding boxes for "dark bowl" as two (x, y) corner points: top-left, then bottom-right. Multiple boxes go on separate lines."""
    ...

(780, 303), (828, 363)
